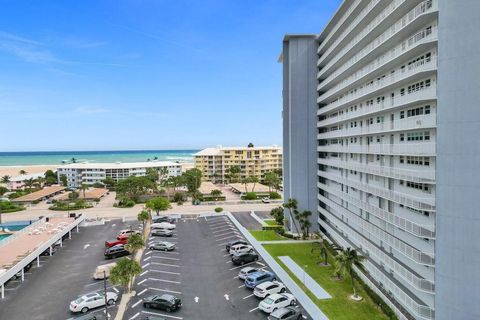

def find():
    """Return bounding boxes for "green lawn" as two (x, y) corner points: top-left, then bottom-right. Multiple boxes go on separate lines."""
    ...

(263, 219), (280, 226)
(264, 243), (389, 320)
(249, 230), (287, 241)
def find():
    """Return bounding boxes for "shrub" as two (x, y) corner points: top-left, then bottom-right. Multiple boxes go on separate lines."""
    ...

(0, 201), (25, 213)
(214, 207), (223, 213)
(269, 192), (282, 199)
(173, 192), (184, 203)
(244, 192), (257, 200)
(117, 198), (136, 208)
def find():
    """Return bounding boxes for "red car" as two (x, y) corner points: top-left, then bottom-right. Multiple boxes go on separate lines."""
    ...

(105, 238), (128, 248)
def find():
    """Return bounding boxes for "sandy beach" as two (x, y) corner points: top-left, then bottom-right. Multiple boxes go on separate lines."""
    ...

(0, 165), (59, 178)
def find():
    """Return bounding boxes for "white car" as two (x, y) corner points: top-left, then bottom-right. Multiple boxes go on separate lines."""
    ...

(262, 197), (271, 203)
(151, 222), (176, 230)
(238, 267), (259, 280)
(254, 281), (286, 298)
(229, 243), (254, 255)
(69, 291), (118, 313)
(258, 293), (296, 314)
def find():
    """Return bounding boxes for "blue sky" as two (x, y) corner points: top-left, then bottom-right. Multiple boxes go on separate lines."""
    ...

(0, 0), (340, 151)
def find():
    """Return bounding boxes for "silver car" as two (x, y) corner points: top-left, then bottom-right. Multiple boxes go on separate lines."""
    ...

(149, 241), (176, 251)
(151, 228), (173, 237)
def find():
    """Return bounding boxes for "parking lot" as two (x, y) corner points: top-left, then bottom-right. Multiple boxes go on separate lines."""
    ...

(0, 219), (138, 320)
(125, 214), (309, 320)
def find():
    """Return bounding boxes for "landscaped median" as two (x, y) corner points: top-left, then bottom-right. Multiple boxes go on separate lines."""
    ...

(249, 229), (287, 241)
(264, 243), (390, 320)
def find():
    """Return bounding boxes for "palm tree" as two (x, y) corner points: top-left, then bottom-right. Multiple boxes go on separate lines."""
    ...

(1, 175), (11, 184)
(227, 165), (241, 183)
(311, 237), (341, 266)
(299, 210), (312, 238)
(137, 210), (150, 239)
(241, 177), (249, 194)
(210, 189), (222, 200)
(23, 178), (35, 191)
(284, 199), (301, 236)
(249, 176), (259, 192)
(334, 248), (366, 299)
(79, 184), (88, 200)
(125, 234), (145, 258)
(19, 170), (27, 175)
(109, 257), (142, 293)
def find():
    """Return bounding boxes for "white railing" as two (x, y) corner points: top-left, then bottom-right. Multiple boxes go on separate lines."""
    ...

(318, 114), (436, 139)
(318, 85), (436, 124)
(318, 55), (437, 114)
(317, 157), (435, 183)
(319, 0), (436, 89)
(317, 141), (436, 156)
(0, 218), (46, 248)
(319, 180), (435, 238)
(318, 169), (435, 210)
(318, 200), (435, 290)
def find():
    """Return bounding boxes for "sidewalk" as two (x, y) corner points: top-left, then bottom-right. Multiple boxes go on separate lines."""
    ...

(227, 212), (329, 320)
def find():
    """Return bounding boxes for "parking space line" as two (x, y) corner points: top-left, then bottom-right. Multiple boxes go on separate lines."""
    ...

(129, 312), (140, 320)
(149, 269), (180, 275)
(229, 261), (258, 270)
(238, 284), (245, 288)
(137, 288), (148, 296)
(209, 224), (233, 230)
(243, 293), (254, 299)
(207, 221), (231, 227)
(249, 307), (259, 312)
(223, 253), (231, 257)
(226, 260), (232, 263)
(138, 279), (147, 285)
(211, 227), (236, 234)
(214, 231), (240, 238)
(142, 310), (183, 320)
(149, 277), (181, 284)
(151, 251), (179, 255)
(145, 251), (152, 255)
(215, 235), (242, 242)
(150, 262), (180, 268)
(143, 256), (151, 262)
(148, 287), (182, 295)
(113, 287), (119, 293)
(142, 262), (151, 268)
(150, 256), (180, 261)
(257, 262), (266, 266)
(140, 270), (149, 277)
(131, 299), (142, 308)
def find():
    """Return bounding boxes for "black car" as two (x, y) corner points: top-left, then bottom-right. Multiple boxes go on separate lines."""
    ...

(226, 239), (248, 252)
(153, 216), (175, 224)
(232, 252), (259, 265)
(104, 244), (130, 259)
(143, 294), (182, 312)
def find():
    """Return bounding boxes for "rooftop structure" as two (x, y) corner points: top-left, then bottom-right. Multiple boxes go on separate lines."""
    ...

(7, 172), (45, 191)
(228, 182), (270, 194)
(11, 186), (65, 203)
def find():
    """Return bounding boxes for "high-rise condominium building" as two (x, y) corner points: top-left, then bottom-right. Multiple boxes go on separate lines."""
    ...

(281, 1), (480, 319)
(194, 145), (282, 183)
(57, 161), (182, 188)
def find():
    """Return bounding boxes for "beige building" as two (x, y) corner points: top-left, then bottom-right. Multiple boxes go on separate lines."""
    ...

(194, 145), (282, 183)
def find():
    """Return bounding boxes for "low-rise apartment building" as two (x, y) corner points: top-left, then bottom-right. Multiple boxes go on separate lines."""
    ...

(57, 161), (182, 189)
(194, 145), (282, 183)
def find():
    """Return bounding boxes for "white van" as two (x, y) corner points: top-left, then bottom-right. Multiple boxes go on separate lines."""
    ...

(229, 243), (254, 255)
(93, 262), (117, 280)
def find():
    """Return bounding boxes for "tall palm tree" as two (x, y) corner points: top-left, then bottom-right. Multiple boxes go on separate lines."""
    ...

(284, 198), (301, 236)
(311, 237), (341, 266)
(249, 176), (259, 192)
(125, 234), (145, 259)
(137, 210), (150, 239)
(80, 184), (88, 200)
(23, 178), (35, 191)
(109, 257), (142, 293)
(335, 248), (366, 299)
(1, 175), (11, 184)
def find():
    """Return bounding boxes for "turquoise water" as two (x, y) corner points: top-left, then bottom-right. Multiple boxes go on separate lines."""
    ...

(0, 221), (33, 242)
(0, 234), (10, 240)
(0, 150), (198, 166)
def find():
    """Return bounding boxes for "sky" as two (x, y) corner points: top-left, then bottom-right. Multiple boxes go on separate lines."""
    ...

(0, 0), (341, 151)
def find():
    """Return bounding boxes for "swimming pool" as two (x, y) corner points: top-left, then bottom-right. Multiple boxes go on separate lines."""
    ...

(0, 220), (34, 231)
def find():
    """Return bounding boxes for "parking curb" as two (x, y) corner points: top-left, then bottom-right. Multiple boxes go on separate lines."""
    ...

(226, 212), (329, 320)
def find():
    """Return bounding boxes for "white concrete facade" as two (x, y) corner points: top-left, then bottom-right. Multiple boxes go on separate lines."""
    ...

(282, 1), (446, 319)
(57, 161), (182, 188)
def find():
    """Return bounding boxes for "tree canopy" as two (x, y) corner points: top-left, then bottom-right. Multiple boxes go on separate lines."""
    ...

(116, 176), (155, 202)
(109, 257), (142, 293)
(146, 197), (172, 215)
(182, 168), (202, 193)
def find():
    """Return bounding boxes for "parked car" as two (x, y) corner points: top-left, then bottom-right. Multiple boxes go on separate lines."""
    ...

(149, 241), (176, 251)
(69, 291), (118, 313)
(143, 294), (182, 312)
(93, 262), (117, 280)
(105, 238), (128, 248)
(73, 313), (107, 320)
(104, 244), (130, 259)
(11, 262), (34, 280)
(238, 266), (260, 280)
(229, 243), (254, 255)
(151, 222), (175, 230)
(225, 239), (248, 252)
(151, 229), (173, 237)
(245, 271), (276, 289)
(117, 229), (141, 239)
(40, 246), (57, 256)
(231, 252), (259, 265)
(254, 281), (286, 298)
(262, 197), (271, 203)
(259, 293), (296, 313)
(267, 306), (305, 320)
(153, 216), (175, 224)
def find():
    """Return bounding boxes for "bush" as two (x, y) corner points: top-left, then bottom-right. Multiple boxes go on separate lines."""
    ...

(92, 182), (105, 188)
(116, 197), (136, 208)
(214, 207), (223, 213)
(269, 192), (282, 199)
(49, 200), (93, 211)
(173, 192), (184, 203)
(0, 201), (25, 213)
(244, 192), (257, 200)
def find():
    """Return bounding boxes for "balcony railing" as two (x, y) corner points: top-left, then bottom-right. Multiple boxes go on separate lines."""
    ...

(317, 157), (435, 183)
(318, 0), (436, 90)
(317, 141), (436, 156)
(318, 114), (436, 139)
(318, 169), (435, 210)
(318, 180), (435, 237)
(318, 86), (436, 125)
(318, 196), (436, 289)
(318, 55), (437, 114)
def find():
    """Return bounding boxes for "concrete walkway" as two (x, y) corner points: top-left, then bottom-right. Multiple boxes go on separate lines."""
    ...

(227, 212), (329, 320)
(279, 256), (332, 300)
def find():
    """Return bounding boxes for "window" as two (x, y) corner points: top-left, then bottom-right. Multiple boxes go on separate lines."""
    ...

(406, 131), (430, 141)
(400, 111), (405, 119)
(400, 134), (404, 141)
(400, 156), (405, 164)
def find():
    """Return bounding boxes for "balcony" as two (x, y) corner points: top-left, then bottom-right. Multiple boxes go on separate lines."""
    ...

(317, 157), (435, 183)
(318, 180), (435, 237)
(318, 169), (435, 211)
(318, 86), (436, 126)
(318, 55), (437, 114)
(318, 114), (436, 139)
(317, 141), (436, 156)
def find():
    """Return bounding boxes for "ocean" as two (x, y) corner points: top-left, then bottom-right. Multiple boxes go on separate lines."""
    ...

(0, 150), (198, 166)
